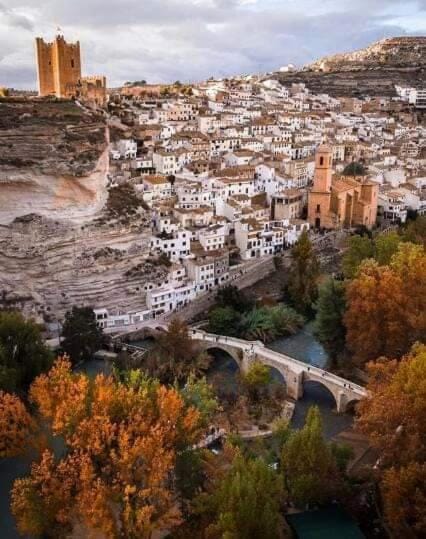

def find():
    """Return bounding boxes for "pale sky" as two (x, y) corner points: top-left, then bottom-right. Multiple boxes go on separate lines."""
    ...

(1, 0), (425, 89)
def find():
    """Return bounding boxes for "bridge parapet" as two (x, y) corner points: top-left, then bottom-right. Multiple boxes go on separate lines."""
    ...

(191, 329), (367, 413)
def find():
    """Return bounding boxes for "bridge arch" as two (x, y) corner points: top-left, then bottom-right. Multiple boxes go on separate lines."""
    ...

(301, 379), (339, 411)
(195, 341), (243, 367)
(337, 396), (362, 415)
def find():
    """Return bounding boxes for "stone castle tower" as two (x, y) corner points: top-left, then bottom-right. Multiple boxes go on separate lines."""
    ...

(35, 34), (81, 98)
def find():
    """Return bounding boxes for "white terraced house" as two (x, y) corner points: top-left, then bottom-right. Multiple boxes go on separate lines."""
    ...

(150, 229), (191, 262)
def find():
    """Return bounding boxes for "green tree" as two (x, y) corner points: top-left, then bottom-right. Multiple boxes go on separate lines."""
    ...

(241, 361), (271, 402)
(208, 306), (242, 337)
(281, 406), (343, 507)
(314, 278), (347, 365)
(207, 454), (286, 539)
(215, 285), (255, 313)
(287, 230), (320, 316)
(0, 311), (52, 392)
(401, 214), (426, 246)
(375, 232), (402, 266)
(342, 161), (366, 176)
(61, 306), (103, 365)
(180, 374), (219, 427)
(342, 234), (374, 279)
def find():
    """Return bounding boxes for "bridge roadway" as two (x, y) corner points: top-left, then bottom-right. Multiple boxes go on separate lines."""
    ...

(190, 329), (367, 414)
(112, 323), (367, 413)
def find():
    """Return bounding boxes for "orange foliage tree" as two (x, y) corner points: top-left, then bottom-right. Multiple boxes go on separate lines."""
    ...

(356, 344), (426, 536)
(11, 358), (202, 538)
(344, 243), (426, 366)
(0, 390), (34, 458)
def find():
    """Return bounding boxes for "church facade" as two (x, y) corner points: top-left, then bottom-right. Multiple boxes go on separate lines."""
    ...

(308, 145), (378, 230)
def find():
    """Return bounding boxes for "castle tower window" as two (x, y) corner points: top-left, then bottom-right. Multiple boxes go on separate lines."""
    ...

(71, 59), (75, 68)
(319, 156), (324, 165)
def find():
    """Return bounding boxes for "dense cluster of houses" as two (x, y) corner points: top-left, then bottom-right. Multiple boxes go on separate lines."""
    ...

(96, 77), (425, 328)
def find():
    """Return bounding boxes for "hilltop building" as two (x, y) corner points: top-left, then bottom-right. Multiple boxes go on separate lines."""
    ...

(35, 33), (106, 105)
(308, 145), (378, 229)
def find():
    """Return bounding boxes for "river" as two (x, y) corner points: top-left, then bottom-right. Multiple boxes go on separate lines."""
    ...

(0, 325), (352, 538)
(205, 322), (353, 439)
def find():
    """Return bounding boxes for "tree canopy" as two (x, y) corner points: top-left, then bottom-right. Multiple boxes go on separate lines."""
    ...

(206, 453), (286, 539)
(356, 344), (426, 536)
(61, 306), (103, 365)
(314, 278), (347, 364)
(11, 358), (202, 538)
(342, 162), (366, 176)
(0, 391), (34, 458)
(0, 310), (52, 392)
(281, 406), (345, 507)
(344, 243), (426, 366)
(287, 230), (320, 316)
(145, 317), (211, 384)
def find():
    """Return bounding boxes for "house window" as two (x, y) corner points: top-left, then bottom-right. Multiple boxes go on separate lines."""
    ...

(316, 204), (320, 212)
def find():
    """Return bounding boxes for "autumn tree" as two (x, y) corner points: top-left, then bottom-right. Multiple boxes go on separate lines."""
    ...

(0, 391), (34, 458)
(146, 317), (211, 383)
(314, 278), (347, 365)
(286, 230), (320, 316)
(61, 306), (103, 365)
(281, 406), (344, 507)
(12, 358), (202, 538)
(356, 344), (426, 536)
(0, 310), (52, 392)
(345, 243), (426, 366)
(206, 453), (286, 538)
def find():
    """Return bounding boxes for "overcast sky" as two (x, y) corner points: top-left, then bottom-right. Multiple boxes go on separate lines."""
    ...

(1, 0), (425, 89)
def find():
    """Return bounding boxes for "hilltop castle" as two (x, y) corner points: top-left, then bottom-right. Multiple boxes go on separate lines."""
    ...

(35, 33), (106, 106)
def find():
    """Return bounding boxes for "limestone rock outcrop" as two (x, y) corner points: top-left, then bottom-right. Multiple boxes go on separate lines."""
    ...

(276, 37), (426, 97)
(0, 98), (108, 224)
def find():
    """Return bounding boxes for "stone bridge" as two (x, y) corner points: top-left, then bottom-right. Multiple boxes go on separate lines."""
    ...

(191, 329), (367, 413)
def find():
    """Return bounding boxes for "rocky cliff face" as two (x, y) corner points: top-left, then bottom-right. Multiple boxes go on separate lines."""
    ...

(0, 98), (163, 321)
(0, 213), (167, 321)
(0, 98), (109, 224)
(276, 37), (426, 97)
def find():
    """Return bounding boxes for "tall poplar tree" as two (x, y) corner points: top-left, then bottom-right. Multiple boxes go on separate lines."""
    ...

(281, 406), (343, 507)
(314, 278), (347, 365)
(287, 230), (320, 316)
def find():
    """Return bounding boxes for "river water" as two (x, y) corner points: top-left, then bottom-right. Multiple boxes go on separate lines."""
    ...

(0, 325), (352, 538)
(205, 322), (353, 439)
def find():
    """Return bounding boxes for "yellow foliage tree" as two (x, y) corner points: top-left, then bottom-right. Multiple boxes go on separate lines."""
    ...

(12, 358), (202, 538)
(0, 390), (34, 458)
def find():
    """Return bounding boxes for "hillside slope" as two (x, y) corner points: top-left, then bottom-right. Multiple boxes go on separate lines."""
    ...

(275, 37), (426, 97)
